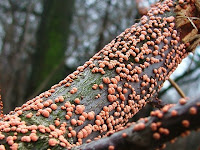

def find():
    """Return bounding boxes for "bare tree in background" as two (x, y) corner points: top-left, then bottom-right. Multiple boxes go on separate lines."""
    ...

(0, 0), (40, 113)
(27, 0), (75, 100)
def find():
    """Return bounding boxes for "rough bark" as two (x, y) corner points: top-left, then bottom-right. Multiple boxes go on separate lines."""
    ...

(0, 0), (199, 149)
(76, 96), (200, 150)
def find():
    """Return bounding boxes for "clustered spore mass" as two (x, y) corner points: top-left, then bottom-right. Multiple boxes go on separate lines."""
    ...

(0, 0), (198, 149)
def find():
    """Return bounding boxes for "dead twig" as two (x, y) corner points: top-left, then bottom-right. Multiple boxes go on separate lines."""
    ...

(168, 78), (186, 98)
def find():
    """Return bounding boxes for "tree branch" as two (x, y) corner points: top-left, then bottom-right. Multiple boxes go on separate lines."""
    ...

(0, 0), (199, 149)
(76, 96), (200, 150)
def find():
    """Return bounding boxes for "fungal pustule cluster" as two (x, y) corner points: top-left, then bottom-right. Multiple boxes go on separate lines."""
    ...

(149, 97), (199, 146)
(79, 96), (200, 150)
(0, 0), (195, 149)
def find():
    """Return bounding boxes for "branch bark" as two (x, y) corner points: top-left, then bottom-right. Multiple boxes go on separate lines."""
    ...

(0, 0), (199, 149)
(76, 96), (200, 150)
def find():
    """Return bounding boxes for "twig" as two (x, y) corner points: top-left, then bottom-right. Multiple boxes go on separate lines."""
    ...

(187, 17), (198, 31)
(168, 78), (186, 98)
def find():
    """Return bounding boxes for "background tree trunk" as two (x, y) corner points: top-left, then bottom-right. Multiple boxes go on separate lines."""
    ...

(27, 0), (75, 99)
(0, 1), (35, 113)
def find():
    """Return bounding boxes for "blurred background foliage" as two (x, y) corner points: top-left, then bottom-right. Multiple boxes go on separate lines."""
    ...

(0, 0), (200, 149)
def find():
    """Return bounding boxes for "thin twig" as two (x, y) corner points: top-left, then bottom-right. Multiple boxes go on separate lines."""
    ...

(187, 16), (198, 31)
(168, 78), (186, 98)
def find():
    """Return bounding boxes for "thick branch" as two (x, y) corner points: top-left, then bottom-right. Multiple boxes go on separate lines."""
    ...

(0, 0), (199, 149)
(76, 96), (200, 150)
